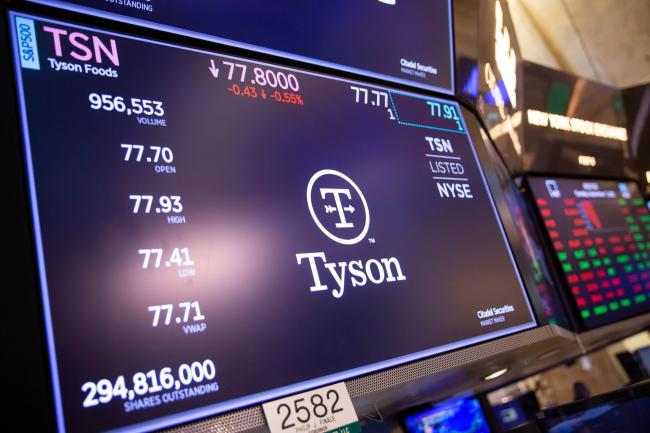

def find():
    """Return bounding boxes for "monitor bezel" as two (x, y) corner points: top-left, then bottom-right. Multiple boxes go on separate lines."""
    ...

(3, 3), (541, 432)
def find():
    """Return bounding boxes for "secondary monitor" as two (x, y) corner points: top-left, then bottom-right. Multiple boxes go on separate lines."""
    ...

(402, 395), (492, 433)
(26, 0), (455, 94)
(536, 382), (650, 433)
(9, 11), (535, 433)
(528, 177), (650, 330)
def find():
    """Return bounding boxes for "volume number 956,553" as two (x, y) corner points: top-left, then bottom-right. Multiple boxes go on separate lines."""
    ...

(89, 93), (164, 116)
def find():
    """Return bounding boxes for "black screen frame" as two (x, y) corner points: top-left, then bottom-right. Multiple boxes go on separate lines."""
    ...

(2, 5), (58, 433)
(461, 106), (549, 328)
(4, 2), (541, 432)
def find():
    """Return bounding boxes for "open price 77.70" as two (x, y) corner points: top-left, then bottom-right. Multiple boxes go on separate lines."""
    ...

(121, 144), (174, 164)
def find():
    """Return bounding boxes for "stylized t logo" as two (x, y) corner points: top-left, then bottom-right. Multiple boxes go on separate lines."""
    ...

(320, 188), (355, 228)
(306, 169), (370, 245)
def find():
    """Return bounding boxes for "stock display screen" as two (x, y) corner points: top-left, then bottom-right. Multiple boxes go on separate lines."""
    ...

(529, 177), (650, 329)
(27, 0), (455, 94)
(11, 12), (534, 433)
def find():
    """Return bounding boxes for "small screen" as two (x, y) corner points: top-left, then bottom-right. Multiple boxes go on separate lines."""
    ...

(494, 400), (527, 431)
(10, 12), (534, 433)
(403, 396), (491, 433)
(27, 0), (455, 94)
(539, 391), (650, 433)
(636, 346), (650, 375)
(529, 177), (650, 329)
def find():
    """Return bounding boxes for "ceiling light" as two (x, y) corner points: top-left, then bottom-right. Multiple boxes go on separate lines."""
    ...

(483, 368), (509, 381)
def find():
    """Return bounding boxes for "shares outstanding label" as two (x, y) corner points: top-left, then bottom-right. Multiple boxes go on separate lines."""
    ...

(10, 12), (535, 433)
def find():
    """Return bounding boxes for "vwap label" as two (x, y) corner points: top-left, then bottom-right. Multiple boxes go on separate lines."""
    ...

(296, 169), (406, 299)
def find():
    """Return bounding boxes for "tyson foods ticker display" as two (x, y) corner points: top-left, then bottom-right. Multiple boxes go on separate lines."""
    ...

(11, 12), (535, 433)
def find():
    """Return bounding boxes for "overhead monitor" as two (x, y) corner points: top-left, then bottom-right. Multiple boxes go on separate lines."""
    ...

(529, 177), (650, 330)
(26, 0), (455, 94)
(521, 63), (629, 178)
(9, 11), (534, 433)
